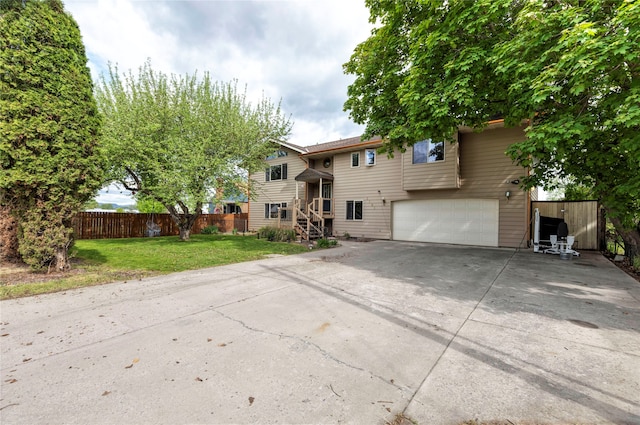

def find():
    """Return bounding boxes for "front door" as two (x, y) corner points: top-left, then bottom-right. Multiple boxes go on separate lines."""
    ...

(321, 182), (332, 214)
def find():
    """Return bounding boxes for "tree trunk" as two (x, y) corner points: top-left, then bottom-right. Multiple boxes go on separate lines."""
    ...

(54, 247), (70, 271)
(179, 227), (191, 241)
(0, 206), (21, 263)
(166, 204), (201, 241)
(608, 213), (640, 261)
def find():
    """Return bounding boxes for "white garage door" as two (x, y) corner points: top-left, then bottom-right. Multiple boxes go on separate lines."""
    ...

(392, 199), (499, 247)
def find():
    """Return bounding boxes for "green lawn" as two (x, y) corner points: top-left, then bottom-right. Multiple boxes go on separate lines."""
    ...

(1, 235), (309, 299)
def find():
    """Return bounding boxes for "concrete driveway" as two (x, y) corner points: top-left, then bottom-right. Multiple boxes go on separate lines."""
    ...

(1, 241), (639, 424)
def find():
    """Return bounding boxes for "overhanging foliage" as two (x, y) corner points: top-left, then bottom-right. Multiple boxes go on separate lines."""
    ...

(344, 0), (639, 258)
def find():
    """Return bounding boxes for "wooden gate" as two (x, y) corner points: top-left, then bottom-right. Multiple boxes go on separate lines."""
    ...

(531, 201), (601, 250)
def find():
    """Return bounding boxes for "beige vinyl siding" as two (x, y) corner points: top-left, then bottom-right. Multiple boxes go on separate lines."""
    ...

(457, 126), (528, 247)
(310, 157), (333, 174)
(333, 126), (529, 247)
(401, 134), (460, 190)
(332, 149), (401, 239)
(248, 147), (306, 230)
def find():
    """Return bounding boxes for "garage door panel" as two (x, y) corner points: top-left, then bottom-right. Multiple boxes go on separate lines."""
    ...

(392, 199), (499, 247)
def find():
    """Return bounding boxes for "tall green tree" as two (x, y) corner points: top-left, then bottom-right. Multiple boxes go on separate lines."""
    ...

(136, 197), (166, 214)
(96, 62), (291, 240)
(344, 0), (640, 260)
(0, 0), (104, 270)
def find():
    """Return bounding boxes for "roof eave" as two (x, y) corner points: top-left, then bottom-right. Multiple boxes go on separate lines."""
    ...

(277, 141), (307, 154)
(458, 119), (510, 134)
(302, 139), (384, 158)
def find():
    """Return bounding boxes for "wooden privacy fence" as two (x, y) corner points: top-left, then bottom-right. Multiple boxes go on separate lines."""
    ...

(531, 201), (602, 250)
(72, 212), (248, 240)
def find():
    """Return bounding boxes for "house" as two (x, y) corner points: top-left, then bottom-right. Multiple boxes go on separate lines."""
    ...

(248, 120), (537, 248)
(207, 198), (248, 214)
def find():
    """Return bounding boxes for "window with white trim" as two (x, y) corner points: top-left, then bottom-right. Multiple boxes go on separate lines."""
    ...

(351, 152), (360, 167)
(412, 139), (444, 164)
(365, 149), (376, 166)
(264, 202), (287, 219)
(346, 200), (363, 220)
(265, 163), (287, 181)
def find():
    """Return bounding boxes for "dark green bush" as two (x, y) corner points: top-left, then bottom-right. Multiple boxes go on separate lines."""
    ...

(257, 226), (295, 242)
(201, 225), (219, 235)
(18, 205), (74, 271)
(316, 238), (338, 248)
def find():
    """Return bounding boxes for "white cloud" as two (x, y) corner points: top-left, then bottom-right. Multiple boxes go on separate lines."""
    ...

(95, 183), (135, 206)
(65, 0), (374, 205)
(65, 0), (373, 146)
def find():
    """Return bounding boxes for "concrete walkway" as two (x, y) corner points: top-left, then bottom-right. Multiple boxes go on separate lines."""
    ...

(1, 241), (639, 424)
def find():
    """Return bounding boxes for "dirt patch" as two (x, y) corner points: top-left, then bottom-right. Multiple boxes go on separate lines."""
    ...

(385, 413), (417, 425)
(0, 261), (83, 285)
(0, 259), (148, 288)
(603, 252), (640, 283)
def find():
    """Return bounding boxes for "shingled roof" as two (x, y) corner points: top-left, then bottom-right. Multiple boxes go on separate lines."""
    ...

(300, 135), (383, 155)
(294, 167), (334, 183)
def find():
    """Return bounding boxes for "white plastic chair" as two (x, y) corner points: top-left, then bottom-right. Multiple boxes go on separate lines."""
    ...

(566, 235), (575, 251)
(544, 235), (560, 254)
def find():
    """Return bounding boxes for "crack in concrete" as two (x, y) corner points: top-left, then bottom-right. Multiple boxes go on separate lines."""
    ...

(211, 308), (411, 396)
(1, 284), (296, 370)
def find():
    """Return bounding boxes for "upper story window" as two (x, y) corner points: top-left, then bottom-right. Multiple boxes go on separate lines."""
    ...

(266, 150), (288, 160)
(265, 163), (287, 181)
(413, 139), (444, 163)
(365, 149), (376, 166)
(351, 152), (360, 167)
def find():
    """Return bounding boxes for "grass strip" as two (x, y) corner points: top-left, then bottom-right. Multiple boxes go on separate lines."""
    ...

(1, 234), (308, 299)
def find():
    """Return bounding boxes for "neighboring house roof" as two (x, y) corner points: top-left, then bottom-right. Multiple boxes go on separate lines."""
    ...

(294, 167), (334, 183)
(211, 196), (248, 204)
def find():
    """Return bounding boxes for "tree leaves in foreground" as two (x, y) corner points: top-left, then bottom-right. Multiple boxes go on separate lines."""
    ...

(0, 0), (104, 270)
(344, 0), (640, 259)
(96, 62), (292, 240)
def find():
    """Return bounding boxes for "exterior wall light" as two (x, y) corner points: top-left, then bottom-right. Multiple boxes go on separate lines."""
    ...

(505, 191), (511, 199)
